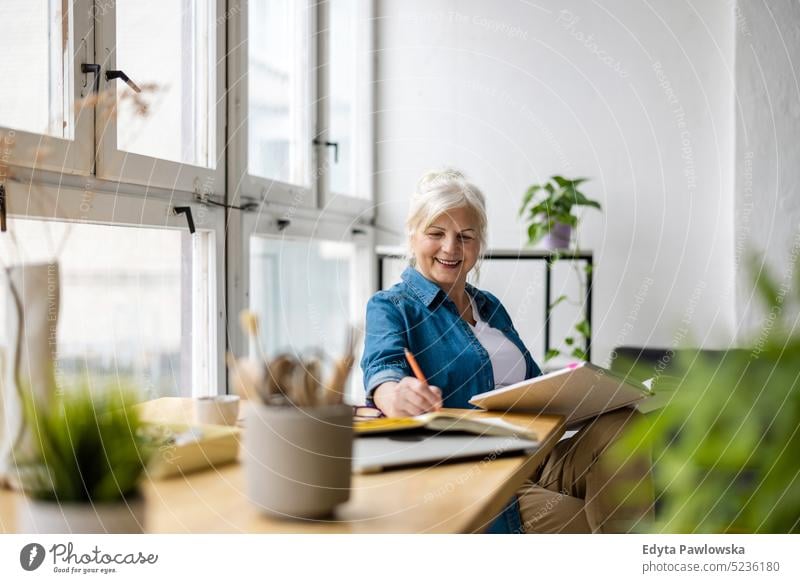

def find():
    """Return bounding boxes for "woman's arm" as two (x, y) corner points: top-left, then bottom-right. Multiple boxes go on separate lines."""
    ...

(360, 293), (442, 416)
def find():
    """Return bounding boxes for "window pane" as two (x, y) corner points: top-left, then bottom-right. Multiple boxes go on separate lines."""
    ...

(248, 0), (308, 185)
(249, 236), (354, 361)
(327, 0), (356, 195)
(0, 219), (193, 399)
(115, 0), (215, 167)
(0, 0), (71, 138)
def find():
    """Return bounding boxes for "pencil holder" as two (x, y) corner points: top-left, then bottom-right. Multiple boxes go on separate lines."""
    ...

(243, 401), (352, 519)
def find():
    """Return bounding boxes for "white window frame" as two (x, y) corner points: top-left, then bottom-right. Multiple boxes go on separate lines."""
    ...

(0, 0), (94, 176)
(1, 177), (226, 397)
(316, 0), (374, 216)
(227, 0), (317, 210)
(227, 0), (373, 216)
(228, 208), (374, 401)
(93, 0), (226, 195)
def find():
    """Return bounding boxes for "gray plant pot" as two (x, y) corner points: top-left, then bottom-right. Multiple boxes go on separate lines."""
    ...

(17, 495), (145, 534)
(243, 402), (352, 519)
(542, 222), (572, 250)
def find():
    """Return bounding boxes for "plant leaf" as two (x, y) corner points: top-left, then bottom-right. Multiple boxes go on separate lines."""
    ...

(570, 347), (587, 360)
(519, 185), (542, 216)
(575, 320), (591, 337)
(549, 294), (568, 310)
(545, 348), (561, 361)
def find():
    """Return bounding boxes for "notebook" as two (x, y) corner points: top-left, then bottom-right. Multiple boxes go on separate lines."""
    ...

(354, 410), (538, 440)
(468, 362), (653, 427)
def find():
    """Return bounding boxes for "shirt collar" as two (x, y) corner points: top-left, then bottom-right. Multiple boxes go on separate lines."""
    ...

(401, 266), (445, 307)
(401, 266), (491, 315)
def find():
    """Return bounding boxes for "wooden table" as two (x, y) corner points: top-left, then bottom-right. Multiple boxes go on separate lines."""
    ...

(0, 399), (565, 534)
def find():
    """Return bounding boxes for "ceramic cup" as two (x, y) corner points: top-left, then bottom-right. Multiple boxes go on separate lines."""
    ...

(194, 395), (240, 426)
(243, 402), (352, 519)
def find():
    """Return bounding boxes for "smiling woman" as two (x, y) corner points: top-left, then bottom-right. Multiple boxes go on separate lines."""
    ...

(360, 168), (654, 534)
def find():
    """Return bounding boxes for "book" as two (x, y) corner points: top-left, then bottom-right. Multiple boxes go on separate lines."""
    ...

(354, 410), (539, 440)
(468, 361), (654, 427)
(142, 422), (241, 479)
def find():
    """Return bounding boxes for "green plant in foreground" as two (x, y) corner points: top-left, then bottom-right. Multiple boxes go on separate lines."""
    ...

(17, 387), (153, 503)
(613, 257), (800, 533)
(519, 175), (601, 246)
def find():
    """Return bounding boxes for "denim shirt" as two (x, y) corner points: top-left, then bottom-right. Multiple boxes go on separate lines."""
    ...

(360, 266), (543, 533)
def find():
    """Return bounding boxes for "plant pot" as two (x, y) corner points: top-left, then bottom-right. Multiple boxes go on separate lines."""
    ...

(243, 402), (352, 519)
(542, 222), (572, 250)
(16, 495), (146, 534)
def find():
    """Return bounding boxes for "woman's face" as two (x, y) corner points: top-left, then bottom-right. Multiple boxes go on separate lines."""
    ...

(411, 206), (480, 292)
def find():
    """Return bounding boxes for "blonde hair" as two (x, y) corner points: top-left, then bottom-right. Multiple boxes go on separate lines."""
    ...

(406, 168), (488, 279)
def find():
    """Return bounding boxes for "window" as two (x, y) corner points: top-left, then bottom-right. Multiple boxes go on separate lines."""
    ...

(0, 0), (92, 174)
(0, 1), (375, 403)
(248, 0), (309, 185)
(95, 0), (225, 193)
(0, 0), (71, 139)
(115, 0), (215, 168)
(238, 213), (374, 402)
(0, 214), (217, 399)
(228, 0), (373, 209)
(250, 237), (357, 358)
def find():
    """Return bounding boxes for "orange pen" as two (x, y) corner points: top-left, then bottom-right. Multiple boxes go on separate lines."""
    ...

(404, 348), (428, 383)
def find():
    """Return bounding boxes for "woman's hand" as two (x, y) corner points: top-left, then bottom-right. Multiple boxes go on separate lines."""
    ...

(373, 377), (443, 417)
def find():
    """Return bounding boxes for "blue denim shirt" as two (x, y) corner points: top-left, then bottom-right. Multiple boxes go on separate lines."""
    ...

(360, 266), (543, 533)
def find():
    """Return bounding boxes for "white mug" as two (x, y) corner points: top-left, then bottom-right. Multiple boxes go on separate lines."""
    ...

(194, 395), (240, 426)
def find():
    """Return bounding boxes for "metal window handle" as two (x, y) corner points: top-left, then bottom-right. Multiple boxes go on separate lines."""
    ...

(313, 138), (339, 163)
(105, 69), (141, 93)
(173, 206), (196, 234)
(0, 184), (7, 232)
(81, 63), (101, 93)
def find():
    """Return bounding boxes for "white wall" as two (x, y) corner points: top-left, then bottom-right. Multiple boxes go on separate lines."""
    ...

(374, 0), (738, 366)
(734, 0), (800, 338)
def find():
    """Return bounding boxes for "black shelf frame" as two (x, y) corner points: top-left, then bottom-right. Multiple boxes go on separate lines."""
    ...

(376, 249), (594, 361)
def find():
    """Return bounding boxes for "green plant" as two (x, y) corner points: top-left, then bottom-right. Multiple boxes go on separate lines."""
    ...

(520, 176), (600, 362)
(518, 175), (601, 246)
(613, 256), (800, 533)
(16, 387), (153, 503)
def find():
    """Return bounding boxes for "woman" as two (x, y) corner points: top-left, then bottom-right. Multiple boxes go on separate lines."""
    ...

(361, 169), (653, 534)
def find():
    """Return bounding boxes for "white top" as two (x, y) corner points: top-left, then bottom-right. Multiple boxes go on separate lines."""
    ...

(468, 296), (527, 388)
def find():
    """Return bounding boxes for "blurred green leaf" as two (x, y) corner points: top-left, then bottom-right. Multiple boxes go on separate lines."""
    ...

(575, 320), (591, 337)
(549, 294), (568, 310)
(570, 347), (587, 360)
(545, 349), (561, 361)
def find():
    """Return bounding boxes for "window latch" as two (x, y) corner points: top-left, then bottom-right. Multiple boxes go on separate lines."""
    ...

(173, 206), (196, 234)
(81, 63), (101, 94)
(106, 69), (141, 93)
(312, 138), (339, 163)
(0, 184), (7, 232)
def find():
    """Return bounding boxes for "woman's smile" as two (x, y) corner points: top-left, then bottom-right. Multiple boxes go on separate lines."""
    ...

(434, 257), (462, 268)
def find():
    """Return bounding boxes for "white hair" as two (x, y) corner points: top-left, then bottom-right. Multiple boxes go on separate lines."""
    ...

(406, 168), (488, 279)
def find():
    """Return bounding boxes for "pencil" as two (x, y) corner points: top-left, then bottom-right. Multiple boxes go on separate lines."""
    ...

(404, 348), (428, 383)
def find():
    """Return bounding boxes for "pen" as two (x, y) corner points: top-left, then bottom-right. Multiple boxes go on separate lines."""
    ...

(404, 348), (428, 383)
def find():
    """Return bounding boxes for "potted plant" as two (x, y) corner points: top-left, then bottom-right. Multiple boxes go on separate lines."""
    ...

(612, 256), (800, 533)
(519, 175), (601, 250)
(15, 387), (154, 534)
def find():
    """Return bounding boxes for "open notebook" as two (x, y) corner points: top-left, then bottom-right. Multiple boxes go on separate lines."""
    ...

(468, 362), (653, 426)
(354, 410), (539, 440)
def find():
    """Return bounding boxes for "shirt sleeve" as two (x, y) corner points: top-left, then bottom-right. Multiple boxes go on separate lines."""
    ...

(360, 292), (413, 404)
